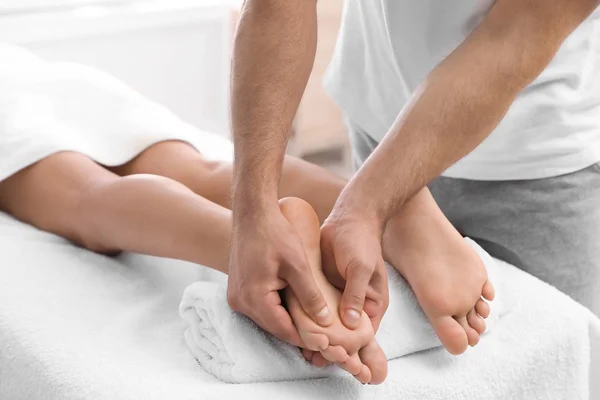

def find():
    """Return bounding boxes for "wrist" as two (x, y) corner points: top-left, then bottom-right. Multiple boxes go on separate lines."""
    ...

(336, 180), (391, 232)
(232, 180), (279, 218)
(328, 186), (386, 238)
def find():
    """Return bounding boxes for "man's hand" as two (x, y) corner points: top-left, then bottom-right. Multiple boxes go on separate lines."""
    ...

(320, 208), (389, 332)
(227, 208), (332, 348)
(228, 0), (323, 349)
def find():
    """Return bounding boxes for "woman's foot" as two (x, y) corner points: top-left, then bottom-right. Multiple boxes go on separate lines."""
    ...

(382, 192), (495, 355)
(279, 197), (388, 384)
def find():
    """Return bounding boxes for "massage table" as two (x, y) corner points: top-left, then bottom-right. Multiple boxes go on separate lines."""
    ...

(1, 43), (598, 399)
(0, 204), (599, 399)
(0, 128), (597, 400)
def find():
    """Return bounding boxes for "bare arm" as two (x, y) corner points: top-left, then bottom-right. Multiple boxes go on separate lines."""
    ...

(227, 0), (334, 346)
(231, 0), (318, 212)
(337, 0), (600, 230)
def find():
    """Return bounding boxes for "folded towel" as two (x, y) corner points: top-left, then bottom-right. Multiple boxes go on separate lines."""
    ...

(179, 238), (512, 383)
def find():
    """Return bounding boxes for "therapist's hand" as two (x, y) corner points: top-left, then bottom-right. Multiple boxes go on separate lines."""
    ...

(227, 207), (333, 348)
(320, 208), (389, 333)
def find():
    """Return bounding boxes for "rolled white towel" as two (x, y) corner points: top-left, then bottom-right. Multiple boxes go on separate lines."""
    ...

(179, 238), (512, 383)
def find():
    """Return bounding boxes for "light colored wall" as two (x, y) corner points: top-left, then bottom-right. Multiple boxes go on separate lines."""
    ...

(0, 0), (348, 156)
(292, 0), (348, 158)
(0, 1), (238, 137)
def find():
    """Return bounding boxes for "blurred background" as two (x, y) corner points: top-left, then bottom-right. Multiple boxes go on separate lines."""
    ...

(0, 0), (352, 176)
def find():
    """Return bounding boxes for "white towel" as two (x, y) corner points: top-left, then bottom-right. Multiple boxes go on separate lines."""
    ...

(179, 238), (511, 383)
(0, 43), (232, 182)
(2, 210), (599, 399)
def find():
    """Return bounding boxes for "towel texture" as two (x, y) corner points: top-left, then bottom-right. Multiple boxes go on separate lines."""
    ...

(1, 190), (599, 399)
(0, 43), (231, 182)
(179, 239), (510, 383)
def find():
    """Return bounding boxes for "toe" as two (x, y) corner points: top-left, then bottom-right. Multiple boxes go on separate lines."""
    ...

(302, 348), (314, 362)
(430, 315), (468, 355)
(320, 345), (349, 364)
(354, 364), (372, 385)
(467, 309), (486, 334)
(482, 280), (495, 301)
(299, 331), (329, 351)
(475, 299), (490, 318)
(311, 352), (331, 368)
(457, 316), (480, 347)
(359, 340), (388, 385)
(338, 353), (364, 377)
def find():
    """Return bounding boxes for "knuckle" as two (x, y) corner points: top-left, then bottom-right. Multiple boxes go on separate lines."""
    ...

(227, 292), (241, 312)
(287, 259), (306, 274)
(226, 289), (248, 313)
(347, 258), (374, 278)
(277, 326), (295, 341)
(303, 290), (325, 311)
(267, 321), (295, 344)
(346, 292), (365, 305)
(373, 293), (390, 312)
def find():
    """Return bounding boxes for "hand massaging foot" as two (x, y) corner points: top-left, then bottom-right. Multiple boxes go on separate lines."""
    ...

(279, 197), (388, 385)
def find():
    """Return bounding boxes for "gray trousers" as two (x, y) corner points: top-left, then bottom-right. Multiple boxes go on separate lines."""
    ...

(348, 120), (600, 316)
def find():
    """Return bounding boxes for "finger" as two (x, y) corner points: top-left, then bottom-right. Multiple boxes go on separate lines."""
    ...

(363, 297), (386, 333)
(475, 299), (491, 319)
(286, 265), (333, 327)
(363, 263), (390, 333)
(320, 238), (347, 290)
(254, 302), (303, 347)
(340, 260), (374, 329)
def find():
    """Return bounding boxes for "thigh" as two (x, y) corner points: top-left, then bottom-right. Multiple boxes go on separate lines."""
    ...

(0, 152), (117, 245)
(430, 166), (600, 316)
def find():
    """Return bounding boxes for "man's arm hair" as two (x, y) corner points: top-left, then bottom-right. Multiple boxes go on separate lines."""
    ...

(340, 0), (600, 228)
(230, 0), (318, 213)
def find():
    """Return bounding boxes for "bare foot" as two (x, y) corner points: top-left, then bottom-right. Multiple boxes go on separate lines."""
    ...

(279, 197), (388, 384)
(382, 192), (495, 355)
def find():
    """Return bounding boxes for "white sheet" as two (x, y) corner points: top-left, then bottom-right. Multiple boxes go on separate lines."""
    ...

(0, 43), (232, 182)
(0, 210), (599, 400)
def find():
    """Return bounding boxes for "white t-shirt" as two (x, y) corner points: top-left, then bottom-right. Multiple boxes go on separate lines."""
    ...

(324, 1), (600, 180)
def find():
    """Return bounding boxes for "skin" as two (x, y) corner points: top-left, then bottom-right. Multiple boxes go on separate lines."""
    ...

(229, 0), (599, 351)
(0, 143), (388, 383)
(280, 197), (387, 385)
(0, 141), (491, 384)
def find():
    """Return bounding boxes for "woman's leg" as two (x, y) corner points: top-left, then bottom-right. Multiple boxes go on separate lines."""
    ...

(0, 141), (346, 272)
(0, 152), (232, 273)
(108, 140), (347, 223)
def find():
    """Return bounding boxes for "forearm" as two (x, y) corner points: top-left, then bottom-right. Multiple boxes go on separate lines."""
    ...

(339, 0), (599, 230)
(231, 0), (318, 212)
